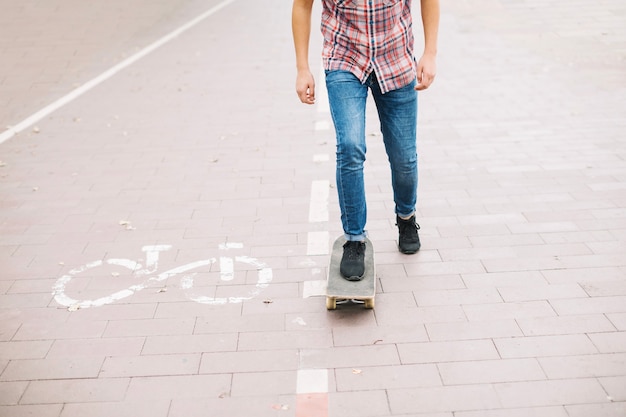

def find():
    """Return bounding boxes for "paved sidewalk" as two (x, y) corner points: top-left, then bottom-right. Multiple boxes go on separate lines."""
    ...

(1, 0), (625, 416)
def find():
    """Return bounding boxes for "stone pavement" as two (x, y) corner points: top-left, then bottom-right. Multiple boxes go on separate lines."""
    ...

(1, 0), (625, 416)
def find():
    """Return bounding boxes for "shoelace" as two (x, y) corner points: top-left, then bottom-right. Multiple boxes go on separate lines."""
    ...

(399, 219), (420, 238)
(344, 241), (365, 259)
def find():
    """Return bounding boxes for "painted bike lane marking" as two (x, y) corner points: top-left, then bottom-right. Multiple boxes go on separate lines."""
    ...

(52, 242), (272, 309)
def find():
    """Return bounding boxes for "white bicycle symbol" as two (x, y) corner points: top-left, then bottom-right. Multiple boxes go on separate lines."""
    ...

(52, 243), (272, 309)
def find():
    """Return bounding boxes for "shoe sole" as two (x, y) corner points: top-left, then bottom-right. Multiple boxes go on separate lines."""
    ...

(399, 246), (420, 255)
(342, 274), (365, 282)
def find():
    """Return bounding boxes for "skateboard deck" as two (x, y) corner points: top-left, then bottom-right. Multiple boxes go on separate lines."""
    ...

(326, 236), (376, 310)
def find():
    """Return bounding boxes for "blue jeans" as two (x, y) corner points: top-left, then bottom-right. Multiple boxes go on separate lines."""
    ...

(325, 70), (418, 241)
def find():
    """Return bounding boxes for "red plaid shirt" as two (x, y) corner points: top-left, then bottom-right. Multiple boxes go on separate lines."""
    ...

(321, 0), (415, 94)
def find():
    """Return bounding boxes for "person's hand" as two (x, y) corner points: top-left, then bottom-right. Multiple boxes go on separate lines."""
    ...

(296, 69), (316, 104)
(415, 53), (437, 91)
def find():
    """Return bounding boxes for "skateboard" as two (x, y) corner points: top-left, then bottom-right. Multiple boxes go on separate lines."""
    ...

(326, 236), (376, 310)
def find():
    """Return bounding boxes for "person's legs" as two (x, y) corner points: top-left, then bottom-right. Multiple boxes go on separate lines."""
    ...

(325, 70), (369, 278)
(370, 76), (421, 253)
(325, 70), (369, 242)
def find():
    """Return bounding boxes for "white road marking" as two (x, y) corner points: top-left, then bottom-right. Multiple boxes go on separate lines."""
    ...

(308, 180), (330, 223)
(52, 242), (271, 308)
(307, 231), (329, 256)
(297, 369), (329, 394)
(302, 280), (327, 298)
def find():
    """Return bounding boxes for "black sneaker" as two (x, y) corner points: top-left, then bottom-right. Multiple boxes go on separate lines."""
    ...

(396, 215), (421, 254)
(340, 240), (366, 281)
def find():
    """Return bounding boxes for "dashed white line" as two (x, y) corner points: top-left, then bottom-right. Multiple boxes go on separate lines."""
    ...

(308, 180), (330, 223)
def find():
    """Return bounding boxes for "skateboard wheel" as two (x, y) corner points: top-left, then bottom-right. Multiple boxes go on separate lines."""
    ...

(364, 299), (375, 309)
(326, 297), (336, 310)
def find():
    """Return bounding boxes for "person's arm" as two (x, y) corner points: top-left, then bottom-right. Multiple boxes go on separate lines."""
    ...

(292, 0), (316, 104)
(415, 0), (439, 91)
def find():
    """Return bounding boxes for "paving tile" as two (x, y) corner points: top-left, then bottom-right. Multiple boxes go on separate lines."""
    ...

(335, 364), (441, 391)
(600, 376), (626, 402)
(0, 340), (52, 360)
(377, 304), (467, 328)
(0, 381), (28, 405)
(414, 288), (503, 306)
(517, 314), (616, 336)
(388, 385), (501, 414)
(200, 350), (300, 374)
(0, 356), (104, 381)
(63, 302), (157, 321)
(237, 329), (333, 351)
(100, 354), (200, 378)
(329, 390), (390, 417)
(494, 379), (609, 408)
(299, 345), (400, 370)
(549, 296), (626, 316)
(0, 404), (64, 417)
(11, 318), (108, 341)
(142, 333), (238, 355)
(454, 407), (569, 417)
(564, 403), (626, 417)
(380, 274), (466, 292)
(438, 358), (546, 385)
(581, 279), (626, 297)
(497, 283), (588, 302)
(607, 313), (626, 331)
(102, 318), (195, 338)
(59, 400), (171, 417)
(20, 378), (130, 404)
(494, 335), (598, 358)
(541, 267), (625, 284)
(462, 271), (548, 289)
(125, 374), (232, 400)
(405, 260), (486, 276)
(538, 353), (626, 379)
(426, 320), (523, 341)
(231, 371), (296, 397)
(397, 340), (500, 364)
(169, 395), (295, 417)
(588, 332), (626, 353)
(46, 337), (145, 358)
(332, 324), (429, 347)
(463, 301), (556, 321)
(194, 312), (284, 334)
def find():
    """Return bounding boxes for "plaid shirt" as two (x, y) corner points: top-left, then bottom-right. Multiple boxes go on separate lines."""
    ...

(321, 0), (415, 94)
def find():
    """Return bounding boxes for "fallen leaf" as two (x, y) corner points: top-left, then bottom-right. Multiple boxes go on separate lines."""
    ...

(119, 220), (136, 230)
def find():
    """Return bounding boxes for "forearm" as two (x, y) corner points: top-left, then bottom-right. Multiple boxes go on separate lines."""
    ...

(292, 0), (314, 71)
(420, 0), (440, 55)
